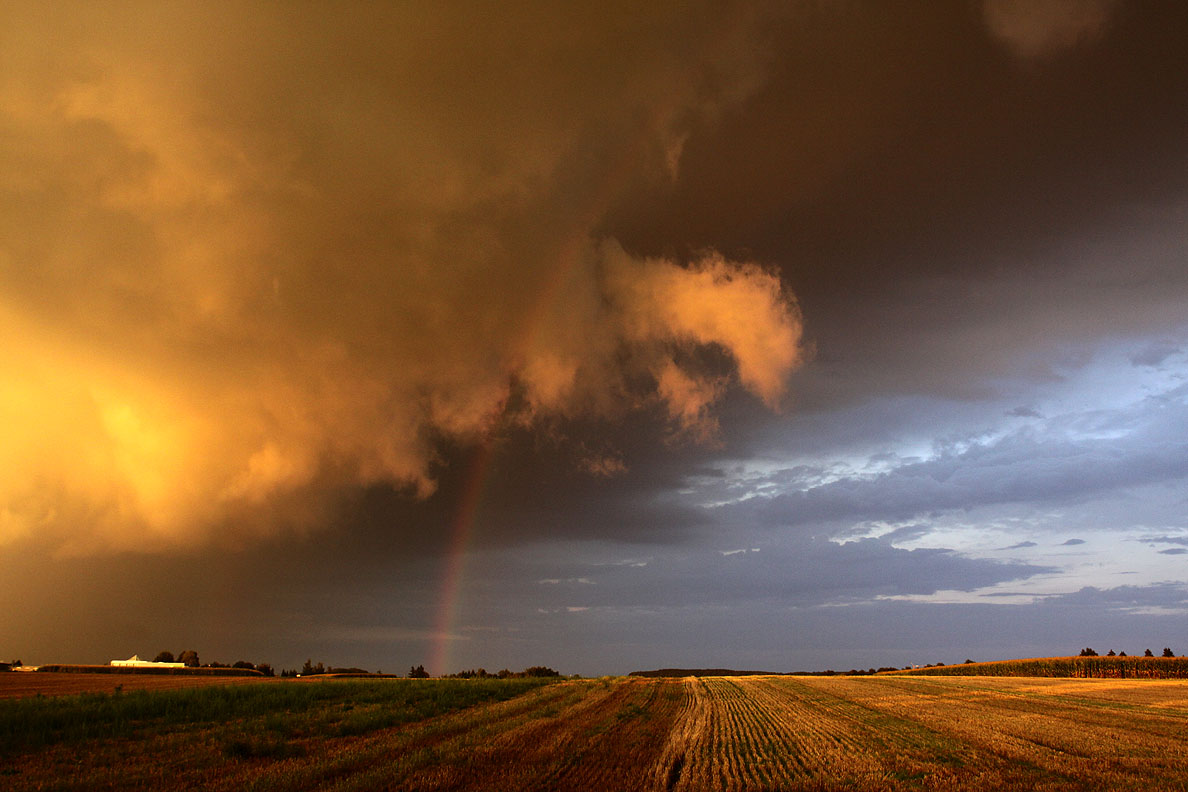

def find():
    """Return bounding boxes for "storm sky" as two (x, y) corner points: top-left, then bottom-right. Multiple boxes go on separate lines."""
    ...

(3, 0), (1187, 675)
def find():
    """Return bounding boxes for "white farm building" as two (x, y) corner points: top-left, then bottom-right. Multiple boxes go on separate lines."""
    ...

(110, 654), (184, 668)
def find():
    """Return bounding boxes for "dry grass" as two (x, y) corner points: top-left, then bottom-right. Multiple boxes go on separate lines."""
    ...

(5, 674), (1188, 790)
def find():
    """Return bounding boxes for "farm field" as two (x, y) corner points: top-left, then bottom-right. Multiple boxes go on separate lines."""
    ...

(0, 671), (280, 699)
(4, 674), (1188, 790)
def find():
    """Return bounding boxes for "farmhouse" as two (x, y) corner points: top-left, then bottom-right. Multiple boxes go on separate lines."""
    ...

(110, 654), (185, 668)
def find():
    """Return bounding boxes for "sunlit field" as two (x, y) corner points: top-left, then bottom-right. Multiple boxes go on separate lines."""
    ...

(5, 675), (1188, 790)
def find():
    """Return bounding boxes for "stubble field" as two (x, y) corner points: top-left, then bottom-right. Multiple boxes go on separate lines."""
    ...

(5, 673), (1188, 790)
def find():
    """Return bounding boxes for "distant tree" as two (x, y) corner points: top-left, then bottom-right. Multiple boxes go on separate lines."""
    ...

(1079, 647), (1098, 657)
(1164, 647), (1176, 658)
(1119, 651), (1127, 657)
(1106, 650), (1116, 657)
(255, 663), (274, 677)
(1144, 648), (1155, 657)
(177, 650), (200, 667)
(153, 651), (175, 663)
(964, 659), (975, 664)
(280, 668), (298, 678)
(232, 660), (255, 670)
(523, 666), (560, 678)
(408, 664), (429, 679)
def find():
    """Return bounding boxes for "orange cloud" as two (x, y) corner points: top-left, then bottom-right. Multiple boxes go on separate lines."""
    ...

(604, 244), (803, 409)
(0, 2), (802, 554)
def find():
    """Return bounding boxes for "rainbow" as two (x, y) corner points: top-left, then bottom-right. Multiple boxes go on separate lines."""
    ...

(424, 134), (648, 676)
(423, 17), (764, 668)
(428, 440), (496, 675)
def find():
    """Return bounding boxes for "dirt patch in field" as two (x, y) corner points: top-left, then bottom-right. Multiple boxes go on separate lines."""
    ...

(0, 672), (279, 699)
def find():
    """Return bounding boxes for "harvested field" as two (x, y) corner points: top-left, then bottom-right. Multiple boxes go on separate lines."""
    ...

(4, 674), (1188, 790)
(669, 675), (1188, 791)
(0, 671), (279, 699)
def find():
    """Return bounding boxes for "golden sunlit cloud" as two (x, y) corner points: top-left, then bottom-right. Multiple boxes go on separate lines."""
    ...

(0, 241), (802, 554)
(0, 1), (801, 554)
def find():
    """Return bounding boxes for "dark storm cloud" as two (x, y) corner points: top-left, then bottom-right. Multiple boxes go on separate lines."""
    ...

(4, 0), (1185, 556)
(5, 0), (1188, 674)
(615, 0), (1188, 283)
(610, 0), (1188, 409)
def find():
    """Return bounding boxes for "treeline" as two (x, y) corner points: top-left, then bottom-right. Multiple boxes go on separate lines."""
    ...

(150, 650), (277, 677)
(629, 668), (779, 678)
(288, 662), (564, 680)
(1076, 647), (1176, 658)
(810, 667), (903, 677)
(8, 652), (568, 681)
(285, 660), (380, 678)
(895, 655), (1188, 679)
(410, 665), (562, 679)
(146, 655), (390, 678)
(629, 667), (905, 678)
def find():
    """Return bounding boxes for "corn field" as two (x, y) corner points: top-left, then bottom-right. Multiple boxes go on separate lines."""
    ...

(895, 654), (1188, 679)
